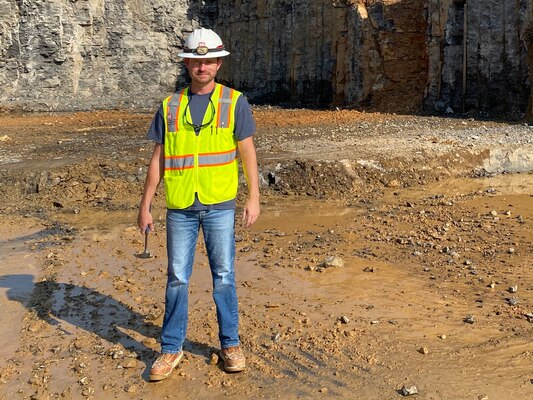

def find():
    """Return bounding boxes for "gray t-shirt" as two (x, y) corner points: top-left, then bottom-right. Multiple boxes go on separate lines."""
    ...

(147, 88), (256, 210)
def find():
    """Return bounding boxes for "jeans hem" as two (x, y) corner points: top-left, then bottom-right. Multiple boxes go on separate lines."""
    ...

(221, 341), (240, 349)
(160, 348), (183, 354)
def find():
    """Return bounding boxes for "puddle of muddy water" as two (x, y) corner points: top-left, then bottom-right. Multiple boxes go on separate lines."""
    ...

(382, 172), (533, 201)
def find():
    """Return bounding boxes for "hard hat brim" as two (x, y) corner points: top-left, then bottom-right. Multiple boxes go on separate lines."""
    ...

(178, 50), (230, 59)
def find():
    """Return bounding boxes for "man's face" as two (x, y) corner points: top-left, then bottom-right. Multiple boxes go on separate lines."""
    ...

(185, 57), (222, 85)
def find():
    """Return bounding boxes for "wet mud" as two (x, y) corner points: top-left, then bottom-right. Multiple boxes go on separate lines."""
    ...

(1, 110), (532, 399)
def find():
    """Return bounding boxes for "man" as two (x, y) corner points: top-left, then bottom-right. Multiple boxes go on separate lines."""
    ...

(137, 27), (260, 381)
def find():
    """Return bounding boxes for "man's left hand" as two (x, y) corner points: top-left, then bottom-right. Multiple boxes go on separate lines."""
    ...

(242, 197), (260, 228)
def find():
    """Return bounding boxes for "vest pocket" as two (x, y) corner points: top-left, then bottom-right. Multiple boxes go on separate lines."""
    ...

(164, 175), (193, 209)
(198, 162), (238, 204)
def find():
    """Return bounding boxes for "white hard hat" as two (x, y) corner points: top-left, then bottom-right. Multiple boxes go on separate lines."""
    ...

(178, 28), (230, 59)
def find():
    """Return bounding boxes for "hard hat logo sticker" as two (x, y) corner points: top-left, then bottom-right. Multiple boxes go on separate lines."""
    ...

(196, 45), (209, 55)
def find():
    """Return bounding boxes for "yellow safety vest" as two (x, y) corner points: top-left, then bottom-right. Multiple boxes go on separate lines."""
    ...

(162, 83), (241, 209)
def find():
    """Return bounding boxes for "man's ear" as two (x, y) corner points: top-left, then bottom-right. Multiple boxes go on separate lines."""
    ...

(217, 58), (224, 69)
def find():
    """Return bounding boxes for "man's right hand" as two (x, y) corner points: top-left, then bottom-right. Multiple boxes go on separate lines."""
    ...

(137, 208), (154, 234)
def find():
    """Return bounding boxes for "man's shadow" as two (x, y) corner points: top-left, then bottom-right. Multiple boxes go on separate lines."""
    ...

(0, 274), (218, 380)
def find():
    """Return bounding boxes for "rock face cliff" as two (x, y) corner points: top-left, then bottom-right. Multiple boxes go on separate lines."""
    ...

(0, 0), (205, 111)
(0, 0), (531, 117)
(425, 0), (532, 115)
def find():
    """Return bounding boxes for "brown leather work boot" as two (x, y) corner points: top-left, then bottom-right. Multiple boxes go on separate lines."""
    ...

(149, 352), (183, 381)
(219, 345), (246, 372)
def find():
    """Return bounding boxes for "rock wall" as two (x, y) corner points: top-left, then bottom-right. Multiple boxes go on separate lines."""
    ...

(526, 6), (533, 122)
(216, 0), (428, 110)
(0, 0), (531, 116)
(426, 0), (532, 115)
(0, 0), (213, 111)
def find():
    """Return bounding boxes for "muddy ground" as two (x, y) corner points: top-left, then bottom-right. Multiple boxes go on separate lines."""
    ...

(0, 108), (533, 400)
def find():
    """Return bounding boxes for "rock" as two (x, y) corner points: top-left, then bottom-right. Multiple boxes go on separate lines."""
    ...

(400, 385), (418, 396)
(121, 359), (137, 369)
(81, 388), (94, 396)
(124, 384), (139, 393)
(1, 0), (528, 114)
(340, 316), (350, 324)
(507, 297), (519, 306)
(28, 376), (40, 385)
(418, 346), (429, 355)
(320, 256), (344, 268)
(209, 352), (219, 365)
(27, 322), (41, 332)
(145, 308), (163, 321)
(464, 315), (475, 324)
(142, 337), (158, 347)
(78, 377), (89, 386)
(110, 349), (124, 359)
(508, 285), (518, 293)
(386, 179), (401, 188)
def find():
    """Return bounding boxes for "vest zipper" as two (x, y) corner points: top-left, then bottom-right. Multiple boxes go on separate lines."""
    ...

(194, 131), (200, 196)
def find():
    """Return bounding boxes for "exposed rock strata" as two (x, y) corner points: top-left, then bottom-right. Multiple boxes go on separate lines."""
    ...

(0, 0), (531, 116)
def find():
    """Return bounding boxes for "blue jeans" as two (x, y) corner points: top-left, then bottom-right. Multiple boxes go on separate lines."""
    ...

(161, 209), (239, 353)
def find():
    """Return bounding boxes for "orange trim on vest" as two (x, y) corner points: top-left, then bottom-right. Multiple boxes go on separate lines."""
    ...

(216, 88), (223, 127)
(198, 148), (236, 157)
(166, 166), (195, 171)
(198, 160), (235, 168)
(167, 154), (194, 159)
(226, 89), (234, 127)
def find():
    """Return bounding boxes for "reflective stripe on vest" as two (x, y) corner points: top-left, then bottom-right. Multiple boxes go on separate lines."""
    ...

(198, 148), (237, 167)
(166, 89), (186, 131)
(217, 86), (234, 128)
(164, 149), (236, 170)
(165, 154), (195, 170)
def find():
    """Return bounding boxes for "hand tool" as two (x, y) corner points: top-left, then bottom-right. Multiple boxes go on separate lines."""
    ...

(136, 227), (153, 259)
